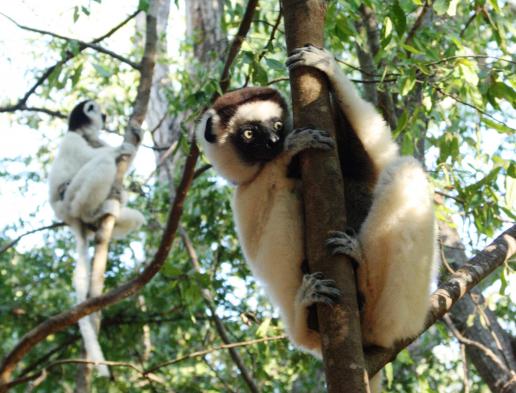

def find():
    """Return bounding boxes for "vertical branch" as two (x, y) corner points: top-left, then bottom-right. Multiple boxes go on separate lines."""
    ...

(281, 1), (368, 392)
(89, 0), (159, 320)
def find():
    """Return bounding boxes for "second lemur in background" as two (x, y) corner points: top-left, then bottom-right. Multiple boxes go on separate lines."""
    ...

(48, 100), (145, 376)
(197, 45), (437, 362)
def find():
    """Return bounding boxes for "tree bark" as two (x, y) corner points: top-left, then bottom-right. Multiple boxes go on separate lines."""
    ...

(282, 1), (368, 392)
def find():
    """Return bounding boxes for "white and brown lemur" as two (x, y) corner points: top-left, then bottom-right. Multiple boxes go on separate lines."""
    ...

(48, 100), (145, 376)
(196, 45), (437, 366)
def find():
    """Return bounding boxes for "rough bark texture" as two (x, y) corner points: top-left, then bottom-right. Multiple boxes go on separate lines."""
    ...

(440, 221), (516, 393)
(282, 1), (368, 392)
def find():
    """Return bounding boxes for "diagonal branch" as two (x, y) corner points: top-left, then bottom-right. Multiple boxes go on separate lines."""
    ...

(0, 12), (140, 69)
(144, 335), (285, 375)
(366, 224), (516, 375)
(0, 9), (140, 115)
(0, 0), (259, 388)
(0, 222), (65, 255)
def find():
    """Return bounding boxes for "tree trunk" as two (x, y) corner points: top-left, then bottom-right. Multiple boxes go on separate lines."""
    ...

(282, 1), (368, 392)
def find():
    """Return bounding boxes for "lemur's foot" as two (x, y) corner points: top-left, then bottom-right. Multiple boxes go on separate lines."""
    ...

(118, 142), (136, 157)
(128, 124), (143, 143)
(285, 127), (334, 155)
(286, 45), (336, 77)
(326, 229), (363, 264)
(297, 272), (341, 307)
(91, 199), (121, 223)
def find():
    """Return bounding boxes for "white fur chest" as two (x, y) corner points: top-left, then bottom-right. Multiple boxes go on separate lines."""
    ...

(232, 158), (304, 280)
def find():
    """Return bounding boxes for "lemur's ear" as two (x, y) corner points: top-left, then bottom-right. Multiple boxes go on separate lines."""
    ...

(204, 114), (216, 143)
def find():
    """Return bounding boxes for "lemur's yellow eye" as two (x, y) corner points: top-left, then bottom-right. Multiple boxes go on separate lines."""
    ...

(243, 129), (254, 140)
(273, 121), (283, 131)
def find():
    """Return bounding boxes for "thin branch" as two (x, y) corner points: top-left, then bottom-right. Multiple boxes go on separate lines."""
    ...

(86, 1), (160, 376)
(0, 223), (65, 255)
(19, 106), (66, 118)
(0, 12), (139, 69)
(244, 7), (283, 87)
(0, 0), (259, 387)
(180, 228), (260, 393)
(219, 0), (259, 94)
(425, 55), (516, 67)
(6, 359), (146, 389)
(0, 9), (140, 115)
(144, 335), (286, 375)
(444, 315), (511, 374)
(460, 11), (478, 37)
(459, 343), (470, 393)
(193, 164), (212, 179)
(433, 85), (514, 128)
(405, 0), (430, 45)
(366, 224), (516, 375)
(18, 335), (80, 378)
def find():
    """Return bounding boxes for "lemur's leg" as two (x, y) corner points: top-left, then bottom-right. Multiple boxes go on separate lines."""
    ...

(286, 45), (398, 172)
(65, 153), (117, 223)
(327, 157), (436, 347)
(112, 207), (145, 239)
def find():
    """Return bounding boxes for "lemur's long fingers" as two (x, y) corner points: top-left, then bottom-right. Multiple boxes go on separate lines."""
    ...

(285, 53), (305, 68)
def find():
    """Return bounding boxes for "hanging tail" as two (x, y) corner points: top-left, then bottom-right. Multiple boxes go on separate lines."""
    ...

(72, 224), (110, 377)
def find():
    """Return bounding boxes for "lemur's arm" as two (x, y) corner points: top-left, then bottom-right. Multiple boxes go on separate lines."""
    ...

(286, 45), (398, 172)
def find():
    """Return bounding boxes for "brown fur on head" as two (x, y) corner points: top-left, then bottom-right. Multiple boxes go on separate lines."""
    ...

(213, 87), (289, 128)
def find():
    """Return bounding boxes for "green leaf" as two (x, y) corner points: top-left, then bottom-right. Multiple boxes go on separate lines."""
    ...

(401, 44), (423, 54)
(481, 117), (515, 134)
(457, 61), (479, 85)
(390, 1), (407, 36)
(81, 6), (90, 16)
(488, 0), (501, 13)
(489, 81), (516, 107)
(401, 74), (417, 96)
(433, 0), (450, 15)
(70, 64), (83, 88)
(256, 317), (271, 337)
(385, 363), (394, 388)
(93, 63), (112, 78)
(138, 0), (150, 11)
(73, 6), (80, 22)
(265, 58), (284, 72)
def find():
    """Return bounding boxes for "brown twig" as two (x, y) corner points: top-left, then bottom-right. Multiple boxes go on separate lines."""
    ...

(218, 0), (258, 94)
(366, 224), (516, 375)
(444, 315), (511, 374)
(0, 10), (140, 115)
(243, 7), (283, 87)
(144, 335), (286, 375)
(0, 222), (65, 255)
(180, 228), (260, 393)
(405, 0), (430, 45)
(0, 12), (140, 69)
(433, 85), (512, 127)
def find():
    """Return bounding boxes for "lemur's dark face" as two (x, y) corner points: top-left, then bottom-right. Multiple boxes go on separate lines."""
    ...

(231, 116), (285, 164)
(68, 100), (105, 131)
